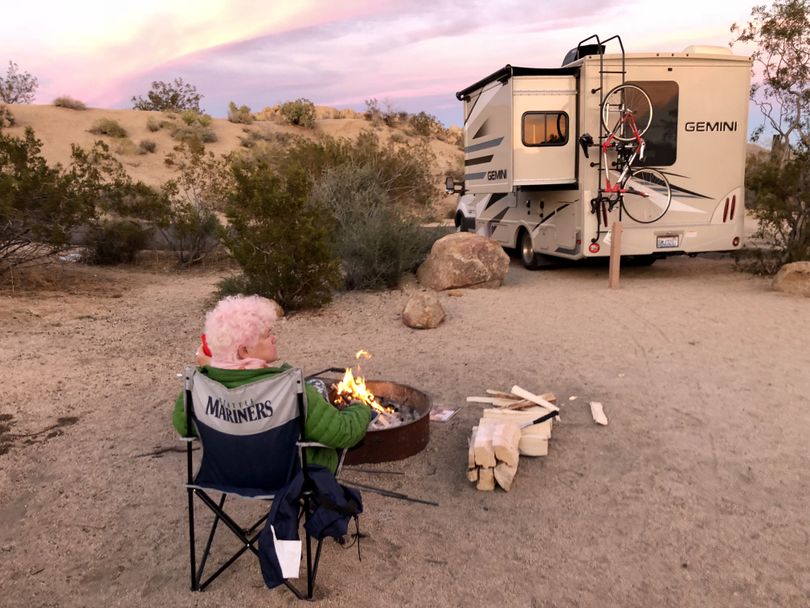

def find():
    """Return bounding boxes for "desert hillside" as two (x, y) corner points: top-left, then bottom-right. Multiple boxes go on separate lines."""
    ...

(2, 104), (464, 206)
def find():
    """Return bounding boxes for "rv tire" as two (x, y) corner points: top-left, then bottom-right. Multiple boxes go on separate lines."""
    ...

(519, 230), (539, 269)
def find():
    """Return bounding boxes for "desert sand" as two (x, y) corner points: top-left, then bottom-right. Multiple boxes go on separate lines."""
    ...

(1, 254), (808, 608)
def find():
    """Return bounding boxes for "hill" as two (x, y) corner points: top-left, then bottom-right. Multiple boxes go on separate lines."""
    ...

(2, 103), (464, 214)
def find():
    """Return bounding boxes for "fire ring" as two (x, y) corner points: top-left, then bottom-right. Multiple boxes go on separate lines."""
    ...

(313, 376), (432, 464)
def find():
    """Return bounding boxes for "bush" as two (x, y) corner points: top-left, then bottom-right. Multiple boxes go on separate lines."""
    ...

(155, 145), (229, 266)
(114, 138), (138, 155)
(138, 139), (156, 154)
(279, 98), (316, 128)
(146, 117), (161, 132)
(0, 130), (139, 275)
(310, 163), (446, 289)
(131, 78), (202, 112)
(53, 96), (86, 110)
(0, 61), (38, 104)
(221, 160), (339, 310)
(168, 111), (216, 149)
(228, 101), (253, 124)
(0, 105), (14, 128)
(89, 118), (128, 138)
(409, 111), (440, 137)
(734, 152), (810, 273)
(85, 219), (150, 264)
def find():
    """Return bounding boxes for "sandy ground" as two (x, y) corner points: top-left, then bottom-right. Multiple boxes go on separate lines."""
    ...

(1, 255), (808, 608)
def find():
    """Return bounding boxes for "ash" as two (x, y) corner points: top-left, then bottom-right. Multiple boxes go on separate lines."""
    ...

(369, 404), (419, 431)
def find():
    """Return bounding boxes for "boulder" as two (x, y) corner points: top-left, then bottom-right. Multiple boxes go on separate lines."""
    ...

(417, 233), (509, 291)
(402, 292), (445, 329)
(773, 261), (810, 297)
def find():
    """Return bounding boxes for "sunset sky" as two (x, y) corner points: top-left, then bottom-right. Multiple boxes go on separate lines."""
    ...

(2, 0), (756, 126)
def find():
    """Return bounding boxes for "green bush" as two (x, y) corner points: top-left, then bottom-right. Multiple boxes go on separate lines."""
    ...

(85, 219), (150, 264)
(138, 139), (156, 154)
(168, 111), (216, 149)
(131, 78), (203, 112)
(53, 96), (87, 110)
(146, 117), (161, 132)
(409, 111), (440, 137)
(279, 98), (316, 128)
(310, 163), (446, 289)
(221, 159), (339, 310)
(228, 101), (253, 124)
(0, 105), (14, 128)
(89, 118), (128, 138)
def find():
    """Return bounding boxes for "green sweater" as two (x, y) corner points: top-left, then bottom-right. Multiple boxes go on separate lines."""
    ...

(173, 364), (371, 472)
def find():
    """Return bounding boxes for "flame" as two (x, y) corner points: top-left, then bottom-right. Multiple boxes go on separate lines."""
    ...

(333, 351), (394, 415)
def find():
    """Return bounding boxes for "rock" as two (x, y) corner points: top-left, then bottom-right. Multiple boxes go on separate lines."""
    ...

(416, 233), (509, 291)
(773, 261), (810, 297)
(402, 292), (445, 329)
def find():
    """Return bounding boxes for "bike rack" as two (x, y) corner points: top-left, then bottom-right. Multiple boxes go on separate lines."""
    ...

(574, 34), (626, 243)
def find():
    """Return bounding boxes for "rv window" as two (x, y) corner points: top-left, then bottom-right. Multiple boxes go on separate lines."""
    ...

(629, 80), (679, 167)
(522, 112), (569, 147)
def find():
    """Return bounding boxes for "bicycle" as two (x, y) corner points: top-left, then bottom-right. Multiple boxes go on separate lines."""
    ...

(583, 83), (672, 230)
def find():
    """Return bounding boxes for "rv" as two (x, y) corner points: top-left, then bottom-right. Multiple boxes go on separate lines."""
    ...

(451, 35), (752, 268)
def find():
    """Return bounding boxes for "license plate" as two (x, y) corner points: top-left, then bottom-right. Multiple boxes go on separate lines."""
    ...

(657, 235), (679, 248)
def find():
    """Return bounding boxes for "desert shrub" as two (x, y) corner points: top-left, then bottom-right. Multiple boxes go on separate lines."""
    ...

(138, 139), (156, 154)
(409, 111), (440, 137)
(85, 219), (150, 264)
(131, 78), (202, 112)
(0, 130), (139, 275)
(146, 117), (161, 132)
(310, 163), (447, 289)
(113, 138), (138, 155)
(155, 145), (229, 266)
(53, 96), (86, 110)
(228, 101), (253, 124)
(0, 105), (14, 128)
(734, 152), (810, 273)
(168, 111), (216, 149)
(221, 160), (339, 310)
(364, 98), (382, 123)
(0, 61), (38, 104)
(89, 118), (128, 138)
(279, 98), (316, 128)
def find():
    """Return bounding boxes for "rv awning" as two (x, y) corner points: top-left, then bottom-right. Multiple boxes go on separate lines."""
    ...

(455, 65), (579, 100)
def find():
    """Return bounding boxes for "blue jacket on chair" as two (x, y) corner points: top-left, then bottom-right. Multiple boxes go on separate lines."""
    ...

(258, 465), (363, 589)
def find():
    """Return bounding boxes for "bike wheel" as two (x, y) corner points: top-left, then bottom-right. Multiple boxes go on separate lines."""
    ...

(601, 84), (653, 142)
(620, 167), (672, 224)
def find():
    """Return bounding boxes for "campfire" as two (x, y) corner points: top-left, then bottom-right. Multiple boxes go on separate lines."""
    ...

(331, 351), (418, 430)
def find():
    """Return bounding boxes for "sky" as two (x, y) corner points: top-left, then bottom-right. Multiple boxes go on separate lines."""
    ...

(2, 0), (756, 127)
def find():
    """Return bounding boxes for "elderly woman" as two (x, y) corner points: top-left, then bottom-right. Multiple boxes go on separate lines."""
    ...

(172, 295), (372, 472)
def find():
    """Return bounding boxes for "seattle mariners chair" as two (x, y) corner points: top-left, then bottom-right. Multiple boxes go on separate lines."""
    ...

(181, 365), (343, 600)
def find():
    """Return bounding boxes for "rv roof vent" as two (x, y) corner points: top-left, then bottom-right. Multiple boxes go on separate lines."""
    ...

(682, 45), (732, 56)
(561, 44), (605, 66)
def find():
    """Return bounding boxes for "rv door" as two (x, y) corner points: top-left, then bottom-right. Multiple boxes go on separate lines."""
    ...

(512, 76), (577, 186)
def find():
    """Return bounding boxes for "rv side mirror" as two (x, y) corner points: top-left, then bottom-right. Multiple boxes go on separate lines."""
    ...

(578, 133), (594, 158)
(445, 176), (455, 193)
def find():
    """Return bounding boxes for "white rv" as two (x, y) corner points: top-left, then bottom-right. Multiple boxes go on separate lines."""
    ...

(452, 36), (752, 267)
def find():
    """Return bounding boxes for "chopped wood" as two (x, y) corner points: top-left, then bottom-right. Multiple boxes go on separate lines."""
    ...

(491, 422), (521, 468)
(494, 462), (518, 492)
(477, 467), (495, 491)
(485, 389), (523, 400)
(468, 426), (478, 469)
(473, 424), (496, 468)
(503, 400), (536, 410)
(510, 385), (560, 412)
(466, 467), (479, 483)
(518, 436), (549, 457)
(467, 396), (527, 407)
(590, 401), (608, 426)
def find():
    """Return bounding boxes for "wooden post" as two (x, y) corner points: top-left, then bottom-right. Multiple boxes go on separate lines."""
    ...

(608, 221), (623, 289)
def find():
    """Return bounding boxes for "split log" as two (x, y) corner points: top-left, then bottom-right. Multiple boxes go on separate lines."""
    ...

(491, 422), (521, 468)
(477, 467), (495, 491)
(473, 424), (496, 468)
(590, 401), (608, 426)
(466, 467), (479, 483)
(467, 396), (526, 407)
(510, 385), (560, 412)
(482, 410), (551, 456)
(494, 462), (518, 492)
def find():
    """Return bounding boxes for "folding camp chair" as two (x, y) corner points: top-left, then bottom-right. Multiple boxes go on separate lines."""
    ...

(181, 366), (344, 600)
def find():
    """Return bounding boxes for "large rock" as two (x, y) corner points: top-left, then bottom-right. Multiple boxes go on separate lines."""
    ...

(402, 292), (445, 329)
(773, 261), (810, 297)
(417, 233), (509, 291)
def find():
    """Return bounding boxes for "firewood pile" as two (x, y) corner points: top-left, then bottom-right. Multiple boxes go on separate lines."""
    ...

(466, 385), (560, 492)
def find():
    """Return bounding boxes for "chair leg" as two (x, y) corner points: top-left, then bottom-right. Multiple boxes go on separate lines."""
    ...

(196, 493), (226, 584)
(187, 487), (197, 591)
